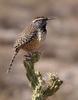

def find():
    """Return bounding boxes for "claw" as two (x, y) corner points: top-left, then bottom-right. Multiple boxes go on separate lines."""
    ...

(24, 52), (32, 61)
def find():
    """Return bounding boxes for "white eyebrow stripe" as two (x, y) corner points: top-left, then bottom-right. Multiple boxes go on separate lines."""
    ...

(32, 18), (44, 23)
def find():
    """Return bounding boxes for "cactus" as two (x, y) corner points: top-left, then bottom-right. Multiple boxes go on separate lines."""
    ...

(23, 52), (63, 100)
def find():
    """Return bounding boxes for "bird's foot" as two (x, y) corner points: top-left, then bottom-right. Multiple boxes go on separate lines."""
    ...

(24, 52), (32, 61)
(24, 51), (40, 62)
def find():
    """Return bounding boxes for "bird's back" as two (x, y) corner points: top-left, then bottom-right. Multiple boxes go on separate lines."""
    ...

(14, 23), (46, 52)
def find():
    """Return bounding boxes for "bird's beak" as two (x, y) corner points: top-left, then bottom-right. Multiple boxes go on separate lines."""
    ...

(48, 17), (56, 20)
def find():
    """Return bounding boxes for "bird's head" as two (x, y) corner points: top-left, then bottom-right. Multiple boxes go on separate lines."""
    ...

(32, 16), (55, 29)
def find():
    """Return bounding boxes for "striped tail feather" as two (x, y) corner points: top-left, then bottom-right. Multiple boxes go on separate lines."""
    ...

(7, 49), (19, 73)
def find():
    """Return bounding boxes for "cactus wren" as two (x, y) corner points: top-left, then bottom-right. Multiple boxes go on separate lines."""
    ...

(7, 16), (53, 73)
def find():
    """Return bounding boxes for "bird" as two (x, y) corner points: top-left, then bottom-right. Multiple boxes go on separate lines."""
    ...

(7, 16), (54, 73)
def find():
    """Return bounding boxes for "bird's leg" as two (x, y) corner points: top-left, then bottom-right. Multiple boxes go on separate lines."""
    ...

(24, 51), (41, 63)
(24, 52), (33, 61)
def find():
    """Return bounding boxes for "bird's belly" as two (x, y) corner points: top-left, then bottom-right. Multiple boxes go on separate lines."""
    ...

(22, 31), (46, 52)
(22, 38), (42, 52)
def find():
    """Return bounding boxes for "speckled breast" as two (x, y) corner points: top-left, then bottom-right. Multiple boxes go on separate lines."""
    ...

(22, 31), (46, 52)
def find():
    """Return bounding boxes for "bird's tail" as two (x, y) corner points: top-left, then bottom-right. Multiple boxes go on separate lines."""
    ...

(7, 49), (19, 73)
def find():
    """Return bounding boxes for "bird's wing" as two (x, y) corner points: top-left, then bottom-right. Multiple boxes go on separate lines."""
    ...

(14, 24), (37, 49)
